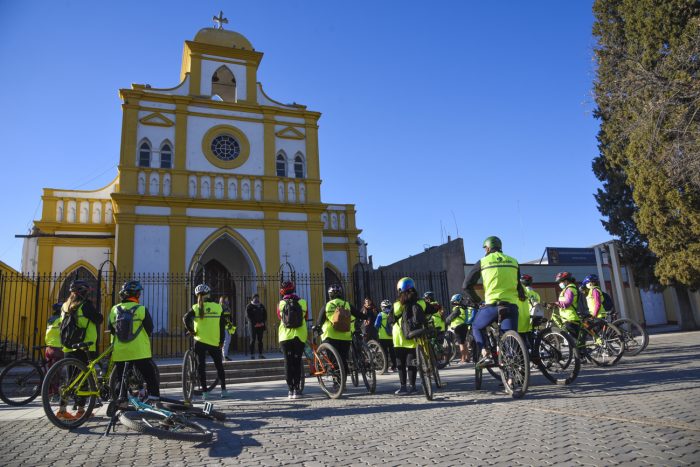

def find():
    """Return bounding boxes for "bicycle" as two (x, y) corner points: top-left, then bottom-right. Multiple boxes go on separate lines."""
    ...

(348, 330), (377, 394)
(365, 338), (388, 374)
(607, 310), (649, 356)
(414, 331), (444, 401)
(302, 327), (346, 399)
(473, 308), (530, 399)
(41, 342), (119, 429)
(105, 361), (215, 442)
(528, 315), (581, 385)
(549, 305), (624, 367)
(0, 345), (49, 406)
(182, 334), (220, 402)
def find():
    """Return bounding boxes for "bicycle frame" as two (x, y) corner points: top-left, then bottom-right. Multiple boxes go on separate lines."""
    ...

(62, 345), (114, 398)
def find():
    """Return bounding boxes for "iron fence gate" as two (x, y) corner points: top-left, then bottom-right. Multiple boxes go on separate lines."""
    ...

(0, 269), (448, 362)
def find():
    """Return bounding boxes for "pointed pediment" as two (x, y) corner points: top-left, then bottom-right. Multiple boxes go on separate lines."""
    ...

(275, 126), (305, 140)
(139, 112), (175, 127)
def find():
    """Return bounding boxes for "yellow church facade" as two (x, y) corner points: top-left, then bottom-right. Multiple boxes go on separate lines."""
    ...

(23, 25), (362, 288)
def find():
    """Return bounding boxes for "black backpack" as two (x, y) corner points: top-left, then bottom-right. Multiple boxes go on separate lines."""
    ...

(60, 311), (86, 348)
(281, 298), (304, 328)
(114, 305), (144, 342)
(601, 291), (614, 312)
(400, 303), (426, 339)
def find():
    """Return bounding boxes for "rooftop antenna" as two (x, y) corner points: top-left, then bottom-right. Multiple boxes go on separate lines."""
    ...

(450, 210), (460, 238)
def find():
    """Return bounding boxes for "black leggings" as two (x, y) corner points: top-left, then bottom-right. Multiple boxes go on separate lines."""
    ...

(195, 341), (226, 391)
(114, 359), (160, 397)
(250, 327), (264, 355)
(280, 337), (305, 391)
(395, 347), (417, 387)
(379, 338), (396, 370)
(323, 338), (350, 373)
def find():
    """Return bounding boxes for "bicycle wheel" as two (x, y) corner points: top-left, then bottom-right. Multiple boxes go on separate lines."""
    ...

(427, 344), (444, 388)
(446, 332), (459, 361)
(473, 340), (482, 389)
(612, 318), (648, 356)
(416, 346), (433, 401)
(119, 410), (213, 442)
(315, 343), (346, 399)
(0, 360), (43, 406)
(534, 329), (580, 385)
(437, 334), (453, 369)
(41, 358), (97, 429)
(360, 345), (377, 394)
(182, 351), (197, 401)
(498, 331), (529, 399)
(366, 340), (388, 374)
(156, 401), (226, 422)
(588, 323), (624, 366)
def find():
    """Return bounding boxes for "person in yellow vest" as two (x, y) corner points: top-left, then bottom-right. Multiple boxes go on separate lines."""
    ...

(55, 280), (103, 421)
(183, 284), (228, 400)
(44, 302), (64, 369)
(463, 236), (526, 368)
(276, 280), (308, 399)
(107, 280), (160, 400)
(581, 274), (608, 319)
(313, 284), (365, 375)
(391, 277), (427, 395)
(423, 291), (446, 334)
(374, 299), (397, 373)
(517, 274), (541, 347)
(446, 294), (472, 364)
(550, 271), (582, 340)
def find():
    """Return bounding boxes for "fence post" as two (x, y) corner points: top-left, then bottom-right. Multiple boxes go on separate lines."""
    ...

(30, 273), (43, 359)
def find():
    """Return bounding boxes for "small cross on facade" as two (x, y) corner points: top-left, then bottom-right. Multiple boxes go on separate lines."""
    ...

(103, 249), (112, 262)
(213, 11), (228, 30)
(282, 253), (290, 264)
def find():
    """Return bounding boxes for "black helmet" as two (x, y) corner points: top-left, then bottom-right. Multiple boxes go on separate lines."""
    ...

(69, 280), (90, 299)
(328, 284), (343, 299)
(423, 291), (435, 302)
(120, 280), (143, 299)
(483, 236), (502, 251)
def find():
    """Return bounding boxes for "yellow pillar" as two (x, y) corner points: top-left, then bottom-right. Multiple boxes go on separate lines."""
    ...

(262, 111), (277, 201)
(304, 118), (321, 203)
(172, 98), (189, 196)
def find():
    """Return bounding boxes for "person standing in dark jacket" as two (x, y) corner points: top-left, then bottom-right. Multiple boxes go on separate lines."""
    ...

(246, 294), (267, 359)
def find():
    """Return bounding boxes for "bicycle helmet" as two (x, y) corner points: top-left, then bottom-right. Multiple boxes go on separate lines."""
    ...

(194, 283), (211, 296)
(119, 280), (143, 299)
(327, 283), (343, 299)
(554, 271), (574, 283)
(581, 274), (599, 286)
(396, 277), (415, 294)
(482, 236), (502, 251)
(423, 291), (435, 302)
(69, 280), (90, 298)
(520, 274), (533, 286)
(450, 293), (463, 305)
(380, 299), (392, 309)
(280, 280), (296, 296)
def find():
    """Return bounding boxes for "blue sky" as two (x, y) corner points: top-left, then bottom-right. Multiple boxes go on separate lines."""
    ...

(0, 0), (606, 270)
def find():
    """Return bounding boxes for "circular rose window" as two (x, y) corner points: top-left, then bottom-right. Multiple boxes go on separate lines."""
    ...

(210, 134), (241, 161)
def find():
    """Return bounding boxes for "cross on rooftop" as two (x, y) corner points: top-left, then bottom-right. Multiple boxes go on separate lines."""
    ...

(213, 11), (228, 30)
(282, 253), (290, 264)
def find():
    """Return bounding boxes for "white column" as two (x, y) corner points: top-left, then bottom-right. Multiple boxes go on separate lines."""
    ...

(608, 242), (628, 319)
(594, 246), (607, 293)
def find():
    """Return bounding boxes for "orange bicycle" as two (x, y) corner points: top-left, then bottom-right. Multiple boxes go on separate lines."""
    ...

(301, 326), (346, 399)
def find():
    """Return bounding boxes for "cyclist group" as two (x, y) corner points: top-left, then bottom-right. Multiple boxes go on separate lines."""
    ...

(42, 235), (614, 418)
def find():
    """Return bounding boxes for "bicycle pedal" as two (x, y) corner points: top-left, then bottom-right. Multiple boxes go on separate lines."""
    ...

(203, 401), (213, 415)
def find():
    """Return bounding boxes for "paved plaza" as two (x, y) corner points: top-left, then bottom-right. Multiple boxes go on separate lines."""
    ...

(1, 332), (699, 466)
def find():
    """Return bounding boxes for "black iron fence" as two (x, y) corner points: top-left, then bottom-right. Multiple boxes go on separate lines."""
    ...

(0, 269), (447, 362)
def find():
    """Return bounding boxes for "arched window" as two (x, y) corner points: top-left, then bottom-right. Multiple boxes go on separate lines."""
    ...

(276, 152), (287, 177)
(160, 142), (172, 169)
(58, 266), (98, 303)
(211, 66), (237, 102)
(138, 141), (151, 167)
(294, 153), (305, 178)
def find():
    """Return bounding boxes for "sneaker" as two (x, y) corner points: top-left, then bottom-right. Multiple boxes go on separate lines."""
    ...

(75, 408), (89, 419)
(259, 354), (266, 359)
(55, 409), (77, 421)
(394, 386), (408, 396)
(220, 389), (230, 399)
(293, 389), (302, 399)
(406, 385), (417, 394)
(288, 390), (294, 400)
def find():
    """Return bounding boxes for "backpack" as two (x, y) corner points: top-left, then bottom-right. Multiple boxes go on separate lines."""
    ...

(114, 305), (144, 343)
(601, 291), (614, 312)
(573, 289), (590, 318)
(330, 301), (351, 332)
(60, 311), (86, 348)
(281, 298), (304, 328)
(400, 303), (426, 339)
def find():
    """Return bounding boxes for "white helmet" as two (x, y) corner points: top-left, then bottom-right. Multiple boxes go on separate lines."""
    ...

(380, 299), (392, 309)
(194, 284), (211, 296)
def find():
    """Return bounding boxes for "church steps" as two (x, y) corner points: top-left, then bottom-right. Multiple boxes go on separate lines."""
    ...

(155, 357), (286, 388)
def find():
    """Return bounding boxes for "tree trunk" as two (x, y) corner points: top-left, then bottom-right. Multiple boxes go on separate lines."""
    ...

(675, 285), (698, 331)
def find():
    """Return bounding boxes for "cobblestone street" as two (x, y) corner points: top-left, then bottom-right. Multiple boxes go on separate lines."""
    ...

(2, 332), (699, 466)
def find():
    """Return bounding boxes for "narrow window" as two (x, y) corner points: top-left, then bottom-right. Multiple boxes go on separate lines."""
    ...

(211, 66), (237, 102)
(294, 154), (305, 178)
(160, 143), (172, 169)
(138, 142), (151, 167)
(276, 153), (287, 177)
